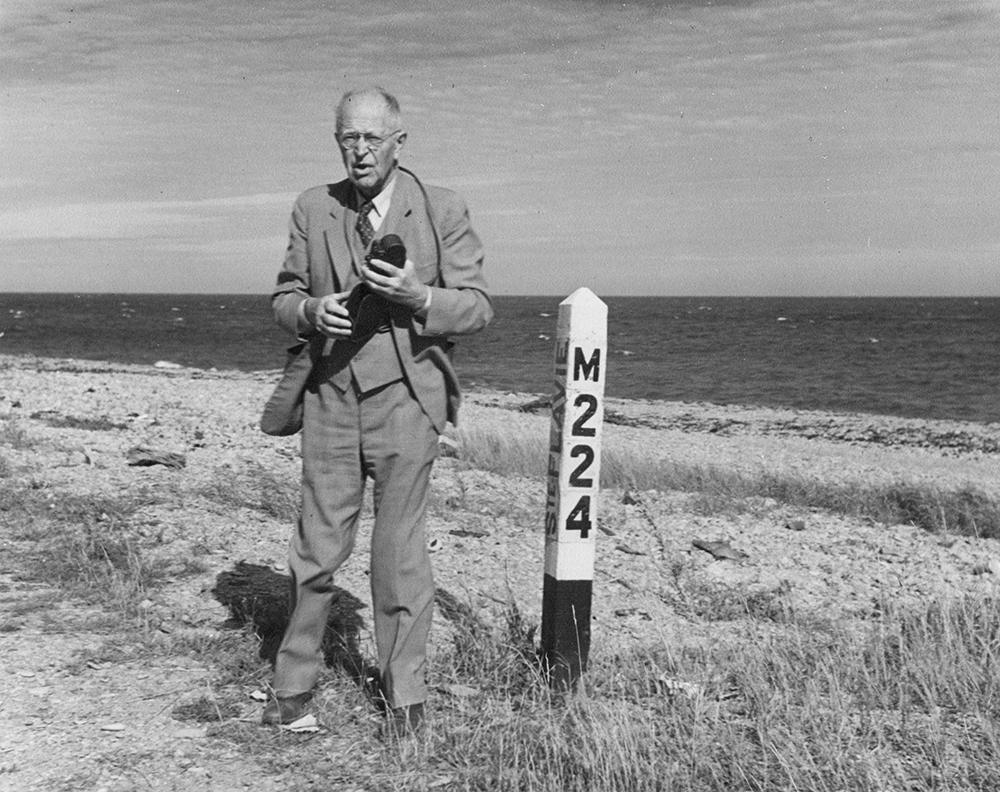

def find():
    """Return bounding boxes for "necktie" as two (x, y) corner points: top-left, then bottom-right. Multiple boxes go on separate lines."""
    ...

(356, 201), (375, 248)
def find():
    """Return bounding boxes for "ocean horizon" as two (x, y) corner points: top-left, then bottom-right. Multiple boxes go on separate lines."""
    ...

(3, 292), (998, 425)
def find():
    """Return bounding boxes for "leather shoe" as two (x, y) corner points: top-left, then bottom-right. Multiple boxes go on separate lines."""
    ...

(261, 692), (312, 725)
(381, 702), (425, 740)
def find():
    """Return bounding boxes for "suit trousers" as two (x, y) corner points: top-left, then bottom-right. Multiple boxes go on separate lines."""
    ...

(272, 376), (438, 709)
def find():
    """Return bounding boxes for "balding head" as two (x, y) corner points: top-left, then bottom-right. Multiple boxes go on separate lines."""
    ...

(335, 87), (406, 198)
(336, 87), (402, 134)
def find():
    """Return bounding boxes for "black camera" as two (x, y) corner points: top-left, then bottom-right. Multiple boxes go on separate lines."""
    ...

(368, 234), (406, 269)
(345, 234), (406, 343)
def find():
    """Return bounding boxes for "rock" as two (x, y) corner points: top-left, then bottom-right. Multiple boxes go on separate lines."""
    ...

(153, 360), (182, 369)
(784, 519), (806, 531)
(441, 683), (480, 699)
(126, 446), (186, 469)
(517, 396), (550, 413)
(280, 714), (320, 733)
(657, 676), (705, 699)
(692, 539), (748, 562)
(438, 435), (460, 458)
(448, 528), (489, 538)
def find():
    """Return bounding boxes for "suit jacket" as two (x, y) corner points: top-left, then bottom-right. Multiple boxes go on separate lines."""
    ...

(272, 169), (493, 432)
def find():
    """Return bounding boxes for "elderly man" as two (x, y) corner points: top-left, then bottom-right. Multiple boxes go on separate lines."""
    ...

(263, 86), (492, 736)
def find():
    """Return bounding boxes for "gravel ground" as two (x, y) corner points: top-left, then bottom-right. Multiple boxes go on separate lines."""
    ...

(2, 354), (999, 789)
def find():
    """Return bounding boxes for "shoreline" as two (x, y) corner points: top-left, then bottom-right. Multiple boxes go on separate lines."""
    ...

(5, 352), (1000, 441)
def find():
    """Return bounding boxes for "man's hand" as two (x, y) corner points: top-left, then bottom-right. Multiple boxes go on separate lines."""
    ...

(304, 292), (353, 338)
(362, 258), (430, 313)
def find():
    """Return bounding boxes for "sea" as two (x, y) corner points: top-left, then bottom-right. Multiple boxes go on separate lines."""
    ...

(1, 293), (997, 425)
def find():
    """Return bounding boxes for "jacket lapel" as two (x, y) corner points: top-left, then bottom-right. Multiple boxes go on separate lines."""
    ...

(323, 181), (358, 290)
(380, 171), (416, 239)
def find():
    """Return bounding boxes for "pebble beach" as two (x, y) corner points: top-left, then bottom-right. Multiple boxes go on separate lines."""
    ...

(3, 353), (1000, 638)
(3, 353), (1000, 786)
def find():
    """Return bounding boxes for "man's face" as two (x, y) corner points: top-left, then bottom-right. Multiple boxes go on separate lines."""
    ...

(337, 95), (405, 198)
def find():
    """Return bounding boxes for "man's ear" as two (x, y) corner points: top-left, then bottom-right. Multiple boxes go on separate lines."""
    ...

(394, 131), (407, 160)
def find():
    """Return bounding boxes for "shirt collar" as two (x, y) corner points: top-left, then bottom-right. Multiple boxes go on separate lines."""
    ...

(357, 175), (396, 220)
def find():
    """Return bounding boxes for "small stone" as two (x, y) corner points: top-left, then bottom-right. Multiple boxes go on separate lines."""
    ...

(441, 683), (480, 698)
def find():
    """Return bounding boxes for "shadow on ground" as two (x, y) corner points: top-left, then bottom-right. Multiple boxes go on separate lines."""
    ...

(211, 561), (492, 709)
(212, 561), (376, 688)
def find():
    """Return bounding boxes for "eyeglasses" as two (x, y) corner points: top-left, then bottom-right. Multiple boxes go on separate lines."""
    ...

(337, 130), (402, 153)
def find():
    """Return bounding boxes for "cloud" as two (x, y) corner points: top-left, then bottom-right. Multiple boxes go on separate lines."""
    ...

(0, 193), (296, 240)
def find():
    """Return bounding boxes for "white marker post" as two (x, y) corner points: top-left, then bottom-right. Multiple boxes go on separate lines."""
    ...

(541, 287), (607, 691)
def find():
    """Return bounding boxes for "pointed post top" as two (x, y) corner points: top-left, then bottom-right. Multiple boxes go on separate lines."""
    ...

(560, 287), (606, 311)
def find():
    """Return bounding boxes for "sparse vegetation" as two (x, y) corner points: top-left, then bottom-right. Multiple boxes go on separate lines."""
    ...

(194, 461), (299, 523)
(172, 695), (241, 723)
(189, 594), (1000, 791)
(5, 360), (1000, 788)
(5, 485), (163, 617)
(456, 422), (1000, 537)
(0, 418), (34, 450)
(29, 412), (129, 431)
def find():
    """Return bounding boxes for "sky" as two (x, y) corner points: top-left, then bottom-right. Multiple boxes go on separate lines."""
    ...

(1, 0), (998, 296)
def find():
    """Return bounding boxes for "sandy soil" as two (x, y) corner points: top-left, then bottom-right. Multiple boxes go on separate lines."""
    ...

(1, 354), (999, 790)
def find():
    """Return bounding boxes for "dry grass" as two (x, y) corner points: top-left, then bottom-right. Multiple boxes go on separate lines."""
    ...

(194, 461), (299, 523)
(455, 421), (1000, 537)
(201, 594), (999, 791)
(4, 485), (165, 618)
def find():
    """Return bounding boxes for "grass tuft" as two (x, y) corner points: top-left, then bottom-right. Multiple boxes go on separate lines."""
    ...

(6, 486), (164, 616)
(196, 462), (298, 523)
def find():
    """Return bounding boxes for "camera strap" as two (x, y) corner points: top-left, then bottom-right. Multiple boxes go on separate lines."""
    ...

(397, 166), (444, 288)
